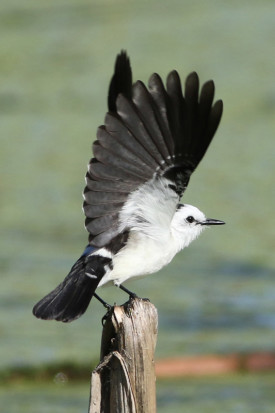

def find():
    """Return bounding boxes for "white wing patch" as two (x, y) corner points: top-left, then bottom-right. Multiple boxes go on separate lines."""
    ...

(85, 272), (97, 279)
(118, 176), (179, 240)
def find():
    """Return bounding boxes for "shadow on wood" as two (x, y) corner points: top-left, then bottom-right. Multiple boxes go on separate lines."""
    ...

(89, 298), (158, 413)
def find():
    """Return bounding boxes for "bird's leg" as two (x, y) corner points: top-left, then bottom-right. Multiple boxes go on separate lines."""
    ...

(93, 293), (113, 325)
(118, 284), (138, 299)
(118, 284), (138, 317)
(119, 284), (150, 302)
(93, 292), (111, 309)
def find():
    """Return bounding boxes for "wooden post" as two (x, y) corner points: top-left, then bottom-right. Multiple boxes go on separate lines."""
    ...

(89, 298), (158, 413)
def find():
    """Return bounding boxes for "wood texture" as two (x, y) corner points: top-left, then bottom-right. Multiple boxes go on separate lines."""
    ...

(89, 298), (158, 413)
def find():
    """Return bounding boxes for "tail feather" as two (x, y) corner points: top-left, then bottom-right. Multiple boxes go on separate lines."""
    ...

(33, 252), (110, 322)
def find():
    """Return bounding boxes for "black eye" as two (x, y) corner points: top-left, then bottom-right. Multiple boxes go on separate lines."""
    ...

(186, 216), (195, 223)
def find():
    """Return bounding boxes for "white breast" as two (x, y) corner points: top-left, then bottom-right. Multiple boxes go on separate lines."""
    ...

(98, 176), (181, 287)
(98, 230), (179, 287)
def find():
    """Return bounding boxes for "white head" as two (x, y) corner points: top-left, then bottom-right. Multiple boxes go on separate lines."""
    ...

(170, 204), (225, 251)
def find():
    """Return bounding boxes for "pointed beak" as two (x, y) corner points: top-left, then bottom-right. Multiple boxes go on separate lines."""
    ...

(200, 218), (225, 226)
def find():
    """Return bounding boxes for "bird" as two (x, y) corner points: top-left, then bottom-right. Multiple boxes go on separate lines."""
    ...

(33, 51), (225, 323)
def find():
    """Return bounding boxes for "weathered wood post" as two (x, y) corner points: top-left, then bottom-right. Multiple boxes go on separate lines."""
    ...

(89, 298), (158, 413)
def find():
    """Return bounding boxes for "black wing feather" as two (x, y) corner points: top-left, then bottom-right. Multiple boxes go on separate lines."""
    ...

(108, 50), (132, 112)
(166, 70), (186, 153)
(116, 92), (168, 167)
(97, 126), (158, 175)
(93, 141), (153, 180)
(104, 115), (161, 168)
(83, 201), (124, 218)
(85, 173), (135, 192)
(205, 99), (223, 143)
(131, 81), (173, 165)
(148, 73), (175, 157)
(88, 160), (144, 183)
(86, 213), (119, 234)
(84, 189), (128, 205)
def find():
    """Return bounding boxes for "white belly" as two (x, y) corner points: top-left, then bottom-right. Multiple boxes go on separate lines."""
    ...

(98, 230), (178, 287)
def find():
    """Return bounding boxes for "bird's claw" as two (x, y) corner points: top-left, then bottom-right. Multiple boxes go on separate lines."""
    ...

(124, 295), (150, 317)
(124, 297), (134, 317)
(101, 305), (113, 326)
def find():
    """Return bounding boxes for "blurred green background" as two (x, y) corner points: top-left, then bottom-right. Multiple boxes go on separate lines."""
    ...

(1, 0), (275, 411)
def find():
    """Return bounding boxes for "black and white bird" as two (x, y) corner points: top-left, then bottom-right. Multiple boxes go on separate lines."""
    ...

(33, 51), (225, 323)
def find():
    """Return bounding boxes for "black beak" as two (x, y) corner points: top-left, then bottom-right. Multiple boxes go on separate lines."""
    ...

(200, 218), (225, 226)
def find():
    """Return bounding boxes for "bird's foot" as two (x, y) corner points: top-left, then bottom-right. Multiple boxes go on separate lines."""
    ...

(93, 293), (113, 325)
(124, 298), (135, 317)
(118, 284), (150, 316)
(123, 296), (150, 317)
(101, 306), (113, 326)
(118, 284), (137, 299)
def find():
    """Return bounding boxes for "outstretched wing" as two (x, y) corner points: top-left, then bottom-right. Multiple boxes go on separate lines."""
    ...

(83, 51), (223, 247)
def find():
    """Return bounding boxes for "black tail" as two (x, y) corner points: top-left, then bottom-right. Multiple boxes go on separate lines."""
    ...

(32, 253), (110, 322)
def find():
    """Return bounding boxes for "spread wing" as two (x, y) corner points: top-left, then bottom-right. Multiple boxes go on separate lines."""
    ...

(83, 51), (223, 247)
